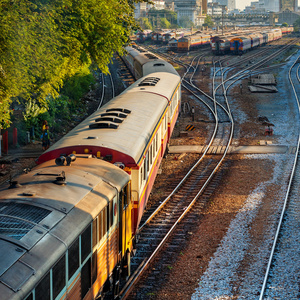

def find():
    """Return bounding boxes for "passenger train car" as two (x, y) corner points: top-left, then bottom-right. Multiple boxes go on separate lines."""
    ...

(136, 30), (152, 43)
(210, 35), (235, 55)
(229, 27), (289, 55)
(0, 48), (181, 299)
(177, 33), (211, 52)
(212, 27), (292, 55)
(122, 44), (178, 79)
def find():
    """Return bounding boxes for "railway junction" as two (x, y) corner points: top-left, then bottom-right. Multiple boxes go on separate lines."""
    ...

(1, 33), (300, 300)
(121, 35), (300, 299)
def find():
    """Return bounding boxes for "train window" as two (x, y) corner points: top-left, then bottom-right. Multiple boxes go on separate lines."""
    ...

(81, 258), (91, 300)
(109, 201), (113, 228)
(35, 272), (50, 300)
(68, 238), (79, 280)
(127, 182), (131, 206)
(91, 251), (97, 284)
(102, 207), (107, 238)
(92, 218), (97, 248)
(81, 225), (91, 264)
(150, 145), (153, 165)
(52, 254), (66, 299)
(156, 133), (158, 151)
(143, 162), (146, 181)
(146, 153), (150, 174)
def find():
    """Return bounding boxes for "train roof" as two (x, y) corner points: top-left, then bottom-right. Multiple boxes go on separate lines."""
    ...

(143, 60), (179, 76)
(38, 72), (181, 166)
(0, 157), (129, 299)
(230, 36), (251, 42)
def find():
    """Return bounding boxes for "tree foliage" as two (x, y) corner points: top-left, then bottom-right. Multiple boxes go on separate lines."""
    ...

(203, 15), (214, 28)
(138, 17), (153, 30)
(0, 0), (148, 129)
(178, 16), (194, 28)
(160, 17), (171, 29)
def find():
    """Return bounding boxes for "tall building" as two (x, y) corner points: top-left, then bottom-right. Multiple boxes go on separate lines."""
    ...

(212, 0), (236, 11)
(175, 0), (204, 26)
(260, 0), (280, 12)
(280, 0), (297, 11)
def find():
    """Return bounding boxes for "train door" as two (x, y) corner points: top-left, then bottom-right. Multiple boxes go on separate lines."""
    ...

(120, 182), (132, 258)
(234, 41), (239, 54)
(216, 41), (220, 54)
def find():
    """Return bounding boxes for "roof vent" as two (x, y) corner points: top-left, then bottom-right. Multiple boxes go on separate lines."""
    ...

(99, 112), (127, 119)
(89, 122), (119, 129)
(95, 117), (123, 124)
(106, 108), (131, 114)
(138, 77), (160, 87)
(145, 53), (158, 59)
(153, 63), (165, 67)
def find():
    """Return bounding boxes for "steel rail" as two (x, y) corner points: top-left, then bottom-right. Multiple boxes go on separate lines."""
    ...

(120, 50), (234, 300)
(259, 54), (300, 299)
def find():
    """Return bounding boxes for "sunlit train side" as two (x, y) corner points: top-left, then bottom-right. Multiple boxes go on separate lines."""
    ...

(0, 157), (132, 300)
(177, 33), (211, 52)
(38, 71), (181, 234)
(0, 44), (181, 300)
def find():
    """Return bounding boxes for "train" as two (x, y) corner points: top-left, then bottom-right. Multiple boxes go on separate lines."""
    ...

(136, 30), (152, 43)
(122, 43), (178, 79)
(177, 32), (211, 52)
(212, 27), (293, 55)
(0, 47), (181, 300)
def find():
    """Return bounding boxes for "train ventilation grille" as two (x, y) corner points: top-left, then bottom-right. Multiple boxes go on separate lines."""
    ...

(89, 122), (119, 129)
(0, 203), (51, 240)
(153, 63), (165, 67)
(106, 108), (131, 114)
(144, 53), (158, 59)
(98, 112), (128, 119)
(95, 117), (124, 124)
(138, 77), (160, 87)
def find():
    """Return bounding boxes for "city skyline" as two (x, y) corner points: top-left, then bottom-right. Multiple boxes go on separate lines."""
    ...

(209, 0), (299, 10)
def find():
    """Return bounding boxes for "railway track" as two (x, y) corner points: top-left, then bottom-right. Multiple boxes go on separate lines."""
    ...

(107, 46), (235, 300)
(259, 55), (300, 299)
(114, 39), (300, 299)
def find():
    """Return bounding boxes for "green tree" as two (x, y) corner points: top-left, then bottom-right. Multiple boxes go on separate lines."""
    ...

(203, 15), (214, 28)
(178, 16), (194, 28)
(0, 0), (150, 129)
(139, 17), (153, 30)
(281, 22), (288, 27)
(160, 18), (171, 29)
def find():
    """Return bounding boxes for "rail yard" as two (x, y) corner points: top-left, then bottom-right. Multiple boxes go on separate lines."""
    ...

(1, 29), (300, 300)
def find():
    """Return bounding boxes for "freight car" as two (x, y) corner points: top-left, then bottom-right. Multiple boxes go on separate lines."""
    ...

(0, 49), (181, 300)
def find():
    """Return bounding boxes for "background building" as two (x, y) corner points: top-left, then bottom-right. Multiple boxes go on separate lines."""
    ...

(175, 0), (205, 26)
(280, 0), (297, 11)
(211, 0), (236, 11)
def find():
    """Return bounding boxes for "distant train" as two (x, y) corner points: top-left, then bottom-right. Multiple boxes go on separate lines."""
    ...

(0, 46), (181, 300)
(122, 43), (179, 79)
(177, 33), (211, 52)
(211, 27), (293, 55)
(136, 30), (152, 43)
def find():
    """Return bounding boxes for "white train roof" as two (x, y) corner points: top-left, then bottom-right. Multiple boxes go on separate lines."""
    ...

(38, 72), (181, 166)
